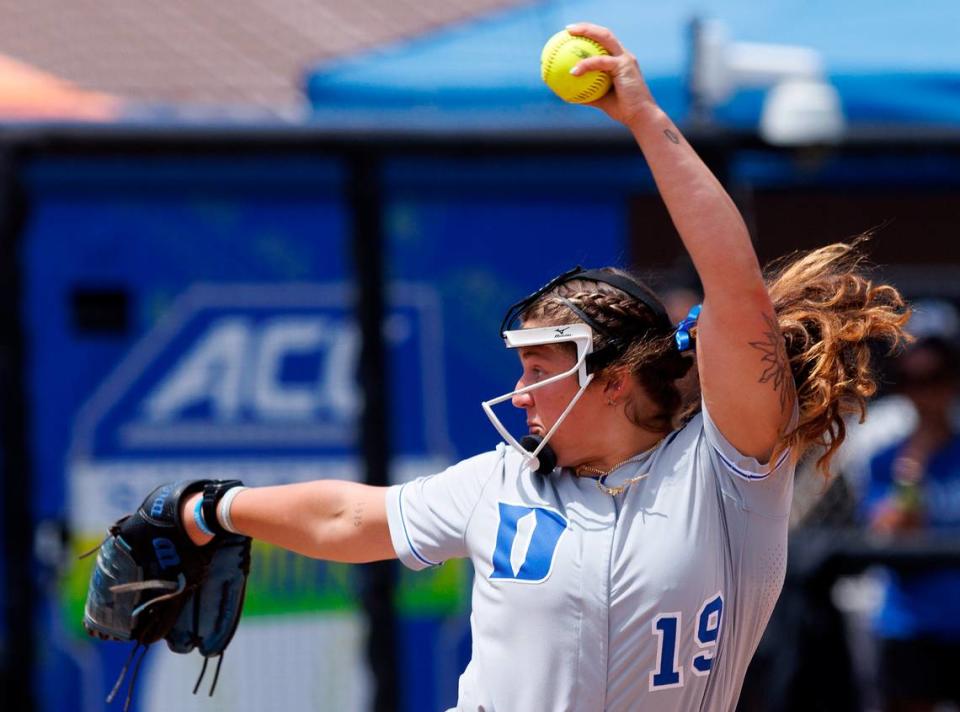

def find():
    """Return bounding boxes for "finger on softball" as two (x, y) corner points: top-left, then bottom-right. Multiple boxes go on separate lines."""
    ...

(570, 55), (619, 77)
(565, 22), (624, 56)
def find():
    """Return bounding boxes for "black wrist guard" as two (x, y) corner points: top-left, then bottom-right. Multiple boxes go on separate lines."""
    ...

(201, 479), (245, 538)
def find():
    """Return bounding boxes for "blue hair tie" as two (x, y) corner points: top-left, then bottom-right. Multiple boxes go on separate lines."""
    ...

(674, 304), (702, 352)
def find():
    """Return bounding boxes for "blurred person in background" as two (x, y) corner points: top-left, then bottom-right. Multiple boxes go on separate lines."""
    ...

(739, 305), (960, 712)
(862, 335), (960, 712)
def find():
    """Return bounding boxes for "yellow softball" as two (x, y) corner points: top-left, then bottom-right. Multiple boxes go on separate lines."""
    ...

(540, 30), (612, 104)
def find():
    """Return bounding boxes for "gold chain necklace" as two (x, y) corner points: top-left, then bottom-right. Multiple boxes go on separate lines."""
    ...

(576, 453), (653, 496)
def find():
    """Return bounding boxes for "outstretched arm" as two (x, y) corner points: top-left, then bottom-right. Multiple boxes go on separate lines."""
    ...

(568, 22), (796, 462)
(182, 481), (395, 563)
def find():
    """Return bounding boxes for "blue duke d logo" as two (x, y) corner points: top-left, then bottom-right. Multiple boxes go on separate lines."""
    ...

(490, 503), (567, 583)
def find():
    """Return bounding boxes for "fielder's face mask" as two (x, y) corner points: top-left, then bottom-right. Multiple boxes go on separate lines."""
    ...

(481, 266), (685, 475)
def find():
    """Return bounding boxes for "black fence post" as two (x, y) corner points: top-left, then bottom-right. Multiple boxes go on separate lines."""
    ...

(0, 145), (34, 712)
(348, 149), (399, 711)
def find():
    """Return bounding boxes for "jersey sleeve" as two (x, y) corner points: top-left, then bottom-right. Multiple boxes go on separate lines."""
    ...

(385, 448), (503, 571)
(701, 400), (797, 517)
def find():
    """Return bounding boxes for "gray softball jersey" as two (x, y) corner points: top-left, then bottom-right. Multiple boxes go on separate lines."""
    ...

(386, 403), (794, 712)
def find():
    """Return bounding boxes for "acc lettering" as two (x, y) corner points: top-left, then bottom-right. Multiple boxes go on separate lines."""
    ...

(152, 537), (180, 569)
(142, 316), (360, 424)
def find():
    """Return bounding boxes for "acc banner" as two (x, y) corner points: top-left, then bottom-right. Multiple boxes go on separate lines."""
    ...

(63, 283), (463, 712)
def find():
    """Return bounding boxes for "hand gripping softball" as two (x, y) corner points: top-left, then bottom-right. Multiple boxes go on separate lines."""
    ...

(82, 479), (251, 710)
(540, 29), (612, 104)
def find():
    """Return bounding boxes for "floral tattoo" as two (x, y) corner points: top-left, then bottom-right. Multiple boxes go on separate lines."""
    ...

(748, 313), (791, 414)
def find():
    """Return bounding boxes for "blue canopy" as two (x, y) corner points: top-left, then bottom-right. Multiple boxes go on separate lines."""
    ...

(304, 0), (960, 134)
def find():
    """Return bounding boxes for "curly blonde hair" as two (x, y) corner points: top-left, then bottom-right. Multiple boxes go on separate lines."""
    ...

(526, 242), (911, 475)
(765, 241), (911, 474)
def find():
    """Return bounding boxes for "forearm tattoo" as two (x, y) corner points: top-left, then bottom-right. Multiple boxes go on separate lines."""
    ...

(352, 501), (364, 528)
(748, 313), (791, 414)
(663, 128), (680, 144)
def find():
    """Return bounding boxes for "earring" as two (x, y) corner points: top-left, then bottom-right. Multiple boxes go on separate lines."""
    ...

(606, 398), (616, 406)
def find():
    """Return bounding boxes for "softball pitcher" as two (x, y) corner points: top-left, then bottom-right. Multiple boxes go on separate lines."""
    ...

(88, 23), (910, 711)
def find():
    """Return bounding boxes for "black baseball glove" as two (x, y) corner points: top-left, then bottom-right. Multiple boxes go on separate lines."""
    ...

(82, 479), (251, 709)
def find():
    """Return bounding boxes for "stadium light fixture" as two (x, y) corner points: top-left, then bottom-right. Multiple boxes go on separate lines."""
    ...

(689, 19), (845, 146)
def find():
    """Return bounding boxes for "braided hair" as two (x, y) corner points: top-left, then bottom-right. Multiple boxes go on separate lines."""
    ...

(523, 269), (693, 434)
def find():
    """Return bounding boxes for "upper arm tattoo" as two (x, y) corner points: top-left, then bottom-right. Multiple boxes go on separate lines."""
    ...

(748, 313), (792, 414)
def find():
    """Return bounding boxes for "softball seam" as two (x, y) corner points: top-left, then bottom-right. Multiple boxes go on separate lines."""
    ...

(543, 34), (610, 103)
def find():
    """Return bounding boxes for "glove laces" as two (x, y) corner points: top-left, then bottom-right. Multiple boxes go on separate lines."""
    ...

(193, 652), (226, 696)
(106, 641), (149, 712)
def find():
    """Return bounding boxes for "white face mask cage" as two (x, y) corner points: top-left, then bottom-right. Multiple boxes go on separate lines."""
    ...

(481, 323), (595, 473)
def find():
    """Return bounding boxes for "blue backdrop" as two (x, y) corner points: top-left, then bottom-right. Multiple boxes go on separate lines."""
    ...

(19, 148), (642, 711)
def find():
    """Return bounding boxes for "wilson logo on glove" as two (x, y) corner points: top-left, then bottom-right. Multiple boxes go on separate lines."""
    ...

(150, 486), (172, 518)
(152, 538), (180, 569)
